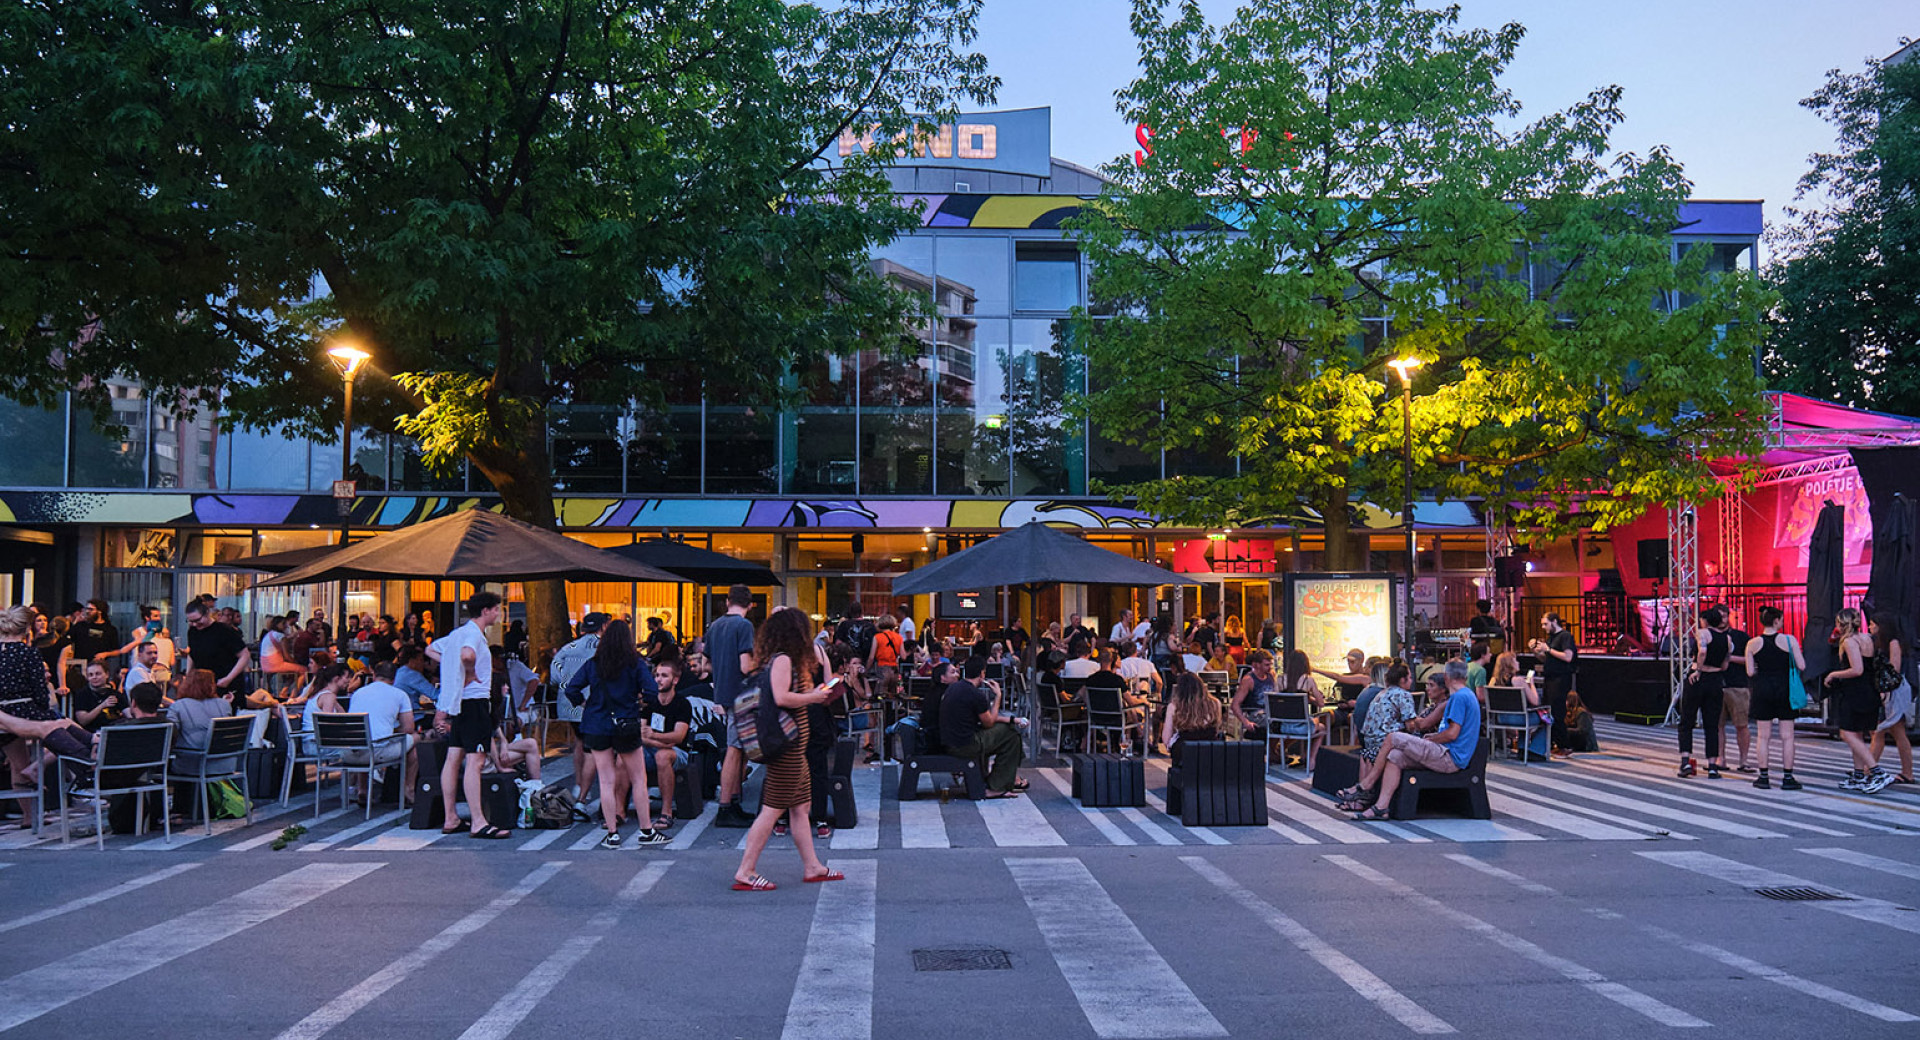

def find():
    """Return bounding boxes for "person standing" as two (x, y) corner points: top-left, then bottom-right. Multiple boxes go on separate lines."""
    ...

(1528, 613), (1577, 757)
(547, 611), (606, 813)
(563, 619), (669, 848)
(896, 605), (917, 647)
(732, 607), (840, 891)
(1110, 610), (1136, 647)
(1866, 612), (1913, 788)
(427, 591), (511, 838)
(1825, 608), (1889, 792)
(181, 600), (251, 712)
(1716, 609), (1754, 772)
(1745, 606), (1805, 791)
(1675, 607), (1730, 778)
(1467, 599), (1505, 656)
(705, 587), (759, 828)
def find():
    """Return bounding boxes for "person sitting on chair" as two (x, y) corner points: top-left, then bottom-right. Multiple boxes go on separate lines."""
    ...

(938, 656), (1028, 797)
(1344, 659), (1481, 819)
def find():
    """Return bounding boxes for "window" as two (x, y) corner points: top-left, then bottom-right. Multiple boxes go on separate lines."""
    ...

(935, 237), (1010, 317)
(0, 397), (67, 487)
(1014, 241), (1080, 312)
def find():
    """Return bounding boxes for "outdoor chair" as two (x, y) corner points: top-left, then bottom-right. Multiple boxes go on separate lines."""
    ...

(278, 703), (338, 809)
(312, 711), (411, 819)
(1085, 674), (1147, 756)
(1034, 675), (1087, 757)
(55, 723), (173, 849)
(1199, 670), (1231, 700)
(1264, 691), (1315, 774)
(1486, 685), (1548, 763)
(174, 714), (255, 835)
(0, 737), (43, 839)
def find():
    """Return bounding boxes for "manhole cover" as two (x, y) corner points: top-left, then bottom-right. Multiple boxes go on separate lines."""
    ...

(912, 948), (1013, 972)
(1754, 887), (1853, 902)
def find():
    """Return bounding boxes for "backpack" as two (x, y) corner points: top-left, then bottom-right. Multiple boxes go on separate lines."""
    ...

(839, 618), (877, 660)
(524, 783), (575, 829)
(734, 668), (798, 763)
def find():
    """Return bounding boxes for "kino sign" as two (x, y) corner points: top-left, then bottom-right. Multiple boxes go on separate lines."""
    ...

(826, 108), (1053, 178)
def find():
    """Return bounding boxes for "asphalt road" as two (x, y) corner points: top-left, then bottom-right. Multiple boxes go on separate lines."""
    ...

(0, 720), (1916, 1040)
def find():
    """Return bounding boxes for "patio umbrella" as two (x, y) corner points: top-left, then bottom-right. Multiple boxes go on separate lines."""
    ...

(1802, 500), (1846, 679)
(1867, 492), (1916, 683)
(220, 545), (339, 573)
(889, 521), (1180, 597)
(607, 539), (783, 587)
(255, 508), (685, 587)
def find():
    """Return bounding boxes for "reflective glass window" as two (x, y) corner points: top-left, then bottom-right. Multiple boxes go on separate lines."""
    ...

(627, 408), (702, 494)
(0, 396), (67, 487)
(789, 410), (857, 493)
(706, 405), (779, 494)
(1014, 241), (1080, 312)
(1008, 318), (1084, 496)
(935, 316), (1008, 495)
(70, 380), (147, 488)
(935, 237), (1010, 317)
(551, 404), (624, 493)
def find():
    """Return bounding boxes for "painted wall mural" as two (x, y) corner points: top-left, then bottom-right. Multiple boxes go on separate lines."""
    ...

(0, 491), (1482, 532)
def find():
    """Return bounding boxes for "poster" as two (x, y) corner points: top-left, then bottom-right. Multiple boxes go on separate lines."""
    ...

(1285, 573), (1398, 668)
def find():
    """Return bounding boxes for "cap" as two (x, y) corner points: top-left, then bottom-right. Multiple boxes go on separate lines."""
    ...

(581, 612), (610, 633)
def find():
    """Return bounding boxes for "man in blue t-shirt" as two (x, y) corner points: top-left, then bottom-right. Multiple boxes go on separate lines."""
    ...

(705, 585), (759, 828)
(1347, 659), (1481, 819)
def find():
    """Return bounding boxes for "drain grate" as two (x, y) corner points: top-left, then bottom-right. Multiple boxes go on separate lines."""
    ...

(912, 948), (1014, 972)
(1754, 887), (1853, 902)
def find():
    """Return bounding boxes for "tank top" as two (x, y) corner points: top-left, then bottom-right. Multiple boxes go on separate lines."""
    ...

(1750, 632), (1789, 683)
(1702, 628), (1730, 670)
(1242, 674), (1275, 713)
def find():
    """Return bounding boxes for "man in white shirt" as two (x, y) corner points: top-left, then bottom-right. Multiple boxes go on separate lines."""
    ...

(426, 591), (507, 837)
(346, 661), (420, 799)
(1060, 637), (1101, 680)
(1109, 610), (1136, 646)
(1116, 640), (1161, 697)
(122, 641), (159, 695)
(896, 605), (916, 645)
(1131, 615), (1153, 643)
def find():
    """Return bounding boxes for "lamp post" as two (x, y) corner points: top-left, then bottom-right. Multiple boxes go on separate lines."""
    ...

(327, 343), (371, 649)
(1387, 356), (1422, 663)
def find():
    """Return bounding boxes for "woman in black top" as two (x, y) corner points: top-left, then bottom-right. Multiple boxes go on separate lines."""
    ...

(1676, 607), (1730, 778)
(1823, 607), (1884, 792)
(1159, 673), (1220, 767)
(1744, 606), (1805, 790)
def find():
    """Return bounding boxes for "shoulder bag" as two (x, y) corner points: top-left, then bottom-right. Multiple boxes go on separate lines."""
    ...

(1787, 666), (1808, 711)
(733, 668), (798, 763)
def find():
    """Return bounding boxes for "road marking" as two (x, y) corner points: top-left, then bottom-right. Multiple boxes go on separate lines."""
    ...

(516, 823), (579, 851)
(1184, 857), (1454, 1033)
(782, 859), (878, 1040)
(352, 824), (461, 852)
(273, 861), (569, 1040)
(1500, 772), (1785, 838)
(1262, 784), (1389, 844)
(1447, 853), (1917, 1024)
(1269, 782), (1431, 840)
(1407, 819), (1542, 842)
(1117, 807), (1183, 846)
(1562, 766), (1856, 836)
(830, 766), (882, 850)
(1139, 789), (1232, 845)
(897, 796), (950, 849)
(666, 801), (718, 851)
(977, 793), (1067, 847)
(1799, 847), (1920, 880)
(1486, 790), (1658, 841)
(0, 863), (201, 936)
(456, 862), (671, 1040)
(1572, 756), (1903, 832)
(1639, 851), (1920, 936)
(1039, 769), (1136, 845)
(1328, 855), (1708, 1027)
(0, 862), (382, 1034)
(126, 796), (310, 850)
(226, 806), (355, 852)
(569, 824), (610, 851)
(1008, 857), (1227, 1039)
(299, 808), (408, 851)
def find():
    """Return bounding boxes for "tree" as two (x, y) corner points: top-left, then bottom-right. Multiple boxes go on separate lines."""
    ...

(0, 0), (994, 657)
(1070, 0), (1770, 567)
(1764, 46), (1920, 414)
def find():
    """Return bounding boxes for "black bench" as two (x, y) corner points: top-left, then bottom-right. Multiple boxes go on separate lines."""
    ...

(1384, 739), (1491, 820)
(826, 738), (859, 827)
(897, 748), (986, 801)
(1164, 741), (1267, 826)
(646, 747), (706, 821)
(1071, 753), (1145, 808)
(1309, 745), (1365, 798)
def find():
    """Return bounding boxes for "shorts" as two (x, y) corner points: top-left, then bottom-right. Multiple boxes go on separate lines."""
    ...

(1382, 731), (1461, 774)
(448, 702), (495, 754)
(725, 710), (744, 750)
(582, 729), (643, 755)
(340, 734), (414, 767)
(649, 745), (689, 769)
(1749, 677), (1794, 722)
(1720, 685), (1750, 727)
(1878, 680), (1914, 732)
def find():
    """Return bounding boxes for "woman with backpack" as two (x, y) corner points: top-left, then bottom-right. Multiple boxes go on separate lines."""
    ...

(732, 607), (840, 891)
(562, 619), (668, 849)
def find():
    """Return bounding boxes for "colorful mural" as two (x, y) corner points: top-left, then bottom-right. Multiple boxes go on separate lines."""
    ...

(905, 193), (1092, 230)
(0, 491), (1482, 532)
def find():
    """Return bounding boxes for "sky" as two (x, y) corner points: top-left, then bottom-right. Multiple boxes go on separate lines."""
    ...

(972, 0), (1914, 258)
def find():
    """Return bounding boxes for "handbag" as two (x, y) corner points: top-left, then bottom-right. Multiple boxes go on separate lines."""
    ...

(1787, 667), (1808, 711)
(611, 714), (645, 742)
(1875, 658), (1902, 695)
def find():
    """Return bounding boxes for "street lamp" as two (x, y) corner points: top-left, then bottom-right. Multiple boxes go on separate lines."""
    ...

(327, 342), (371, 648)
(1388, 356), (1422, 663)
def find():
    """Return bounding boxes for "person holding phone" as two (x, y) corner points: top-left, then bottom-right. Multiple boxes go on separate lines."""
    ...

(732, 608), (841, 891)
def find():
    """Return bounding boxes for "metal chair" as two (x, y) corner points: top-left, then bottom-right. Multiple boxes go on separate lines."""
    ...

(278, 703), (337, 809)
(1486, 685), (1548, 763)
(312, 712), (410, 819)
(0, 736), (43, 839)
(56, 723), (174, 849)
(1199, 670), (1232, 700)
(174, 715), (254, 834)
(1085, 673), (1148, 756)
(1264, 692), (1315, 774)
(1034, 675), (1087, 756)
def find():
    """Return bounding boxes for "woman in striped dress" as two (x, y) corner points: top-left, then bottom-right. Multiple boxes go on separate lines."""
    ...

(732, 607), (841, 891)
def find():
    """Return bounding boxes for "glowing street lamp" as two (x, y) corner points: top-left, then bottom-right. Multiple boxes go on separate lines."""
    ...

(1388, 357), (1422, 661)
(326, 341), (373, 645)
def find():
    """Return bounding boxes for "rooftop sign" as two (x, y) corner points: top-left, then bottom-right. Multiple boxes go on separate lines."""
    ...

(829, 107), (1052, 179)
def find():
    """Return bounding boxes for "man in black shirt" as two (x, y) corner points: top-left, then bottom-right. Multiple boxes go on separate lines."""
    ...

(1529, 612), (1577, 757)
(937, 656), (1027, 796)
(183, 600), (252, 711)
(643, 616), (678, 662)
(643, 659), (695, 827)
(1716, 609), (1753, 772)
(72, 661), (123, 731)
(1467, 599), (1505, 655)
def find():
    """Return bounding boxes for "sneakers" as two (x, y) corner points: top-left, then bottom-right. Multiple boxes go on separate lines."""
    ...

(1705, 764), (1722, 780)
(598, 830), (623, 850)
(632, 828), (671, 846)
(714, 804), (754, 829)
(1752, 773), (1771, 790)
(1781, 773), (1803, 791)
(1840, 770), (1868, 791)
(1862, 768), (1895, 794)
(1678, 759), (1696, 778)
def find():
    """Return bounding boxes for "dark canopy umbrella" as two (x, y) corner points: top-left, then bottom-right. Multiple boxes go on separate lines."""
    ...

(220, 545), (340, 573)
(890, 521), (1179, 596)
(1802, 501), (1846, 678)
(608, 539), (783, 587)
(256, 509), (684, 587)
(1868, 493), (1916, 682)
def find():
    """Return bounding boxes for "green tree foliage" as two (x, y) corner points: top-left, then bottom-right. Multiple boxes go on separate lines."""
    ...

(0, 0), (993, 653)
(1765, 47), (1920, 414)
(1071, 0), (1770, 566)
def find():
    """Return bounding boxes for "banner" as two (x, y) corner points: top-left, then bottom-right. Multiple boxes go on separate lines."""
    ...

(1773, 464), (1870, 565)
(1285, 574), (1398, 668)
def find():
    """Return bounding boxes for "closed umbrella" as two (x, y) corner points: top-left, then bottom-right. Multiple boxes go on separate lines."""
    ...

(255, 508), (685, 586)
(608, 539), (782, 587)
(1867, 492), (1916, 684)
(1802, 501), (1846, 679)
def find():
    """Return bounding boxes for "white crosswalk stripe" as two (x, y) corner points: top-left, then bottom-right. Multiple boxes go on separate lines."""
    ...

(299, 808), (409, 851)
(1799, 846), (1920, 880)
(1640, 850), (1920, 935)
(897, 794), (950, 848)
(975, 790), (1068, 847)
(782, 860), (878, 1040)
(0, 863), (200, 936)
(1038, 768), (1136, 845)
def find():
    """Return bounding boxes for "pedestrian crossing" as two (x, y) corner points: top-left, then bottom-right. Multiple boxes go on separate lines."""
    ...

(1, 718), (1914, 855)
(3, 842), (1918, 1037)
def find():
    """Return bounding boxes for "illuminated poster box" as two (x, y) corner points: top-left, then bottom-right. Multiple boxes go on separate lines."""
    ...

(1283, 573), (1400, 669)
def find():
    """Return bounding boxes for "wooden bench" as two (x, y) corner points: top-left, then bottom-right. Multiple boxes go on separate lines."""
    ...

(1309, 745), (1365, 797)
(1164, 741), (1267, 826)
(1070, 752), (1145, 807)
(1384, 739), (1491, 820)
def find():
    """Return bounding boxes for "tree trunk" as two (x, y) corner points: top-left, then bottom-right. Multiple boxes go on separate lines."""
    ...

(470, 409), (574, 671)
(1319, 479), (1361, 571)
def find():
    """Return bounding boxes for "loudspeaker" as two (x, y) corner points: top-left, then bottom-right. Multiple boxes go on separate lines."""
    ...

(1494, 556), (1525, 588)
(1637, 538), (1670, 577)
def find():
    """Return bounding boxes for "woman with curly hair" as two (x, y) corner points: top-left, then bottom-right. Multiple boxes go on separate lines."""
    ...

(732, 607), (840, 891)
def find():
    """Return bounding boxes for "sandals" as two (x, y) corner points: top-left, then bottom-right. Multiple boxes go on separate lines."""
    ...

(1335, 798), (1373, 813)
(773, 821), (790, 837)
(732, 874), (778, 892)
(1008, 778), (1031, 792)
(469, 825), (512, 840)
(1334, 785), (1366, 802)
(1353, 805), (1391, 822)
(984, 789), (1021, 799)
(803, 869), (845, 883)
(651, 815), (675, 830)
(814, 822), (833, 839)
